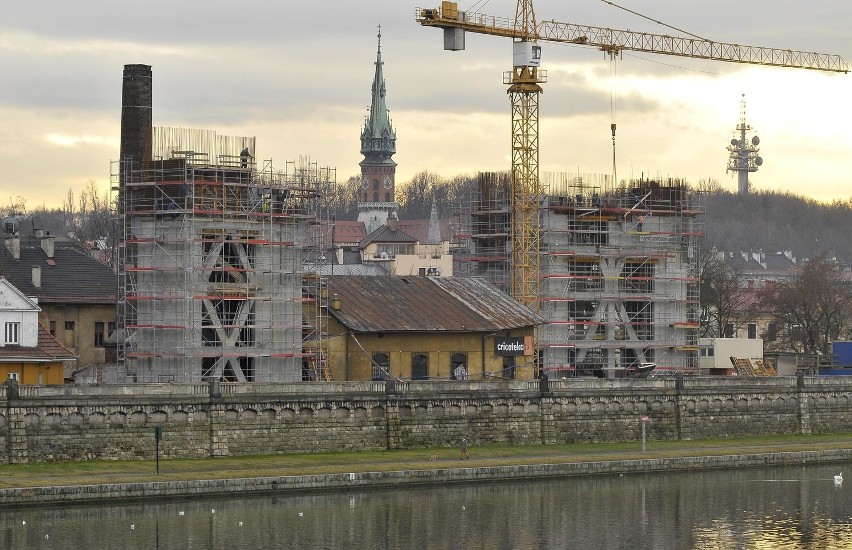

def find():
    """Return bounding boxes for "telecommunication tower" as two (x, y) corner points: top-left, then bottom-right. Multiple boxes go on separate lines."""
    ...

(726, 95), (763, 195)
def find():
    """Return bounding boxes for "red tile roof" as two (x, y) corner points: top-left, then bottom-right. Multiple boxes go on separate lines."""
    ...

(0, 322), (77, 363)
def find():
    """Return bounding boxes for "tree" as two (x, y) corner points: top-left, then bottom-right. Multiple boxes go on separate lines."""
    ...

(397, 170), (443, 219)
(323, 174), (361, 220)
(758, 254), (852, 355)
(699, 247), (753, 338)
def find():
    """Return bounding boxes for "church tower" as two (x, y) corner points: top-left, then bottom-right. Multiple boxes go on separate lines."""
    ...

(358, 26), (399, 233)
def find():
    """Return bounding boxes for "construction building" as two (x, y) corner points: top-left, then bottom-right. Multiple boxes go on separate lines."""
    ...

(113, 64), (332, 383)
(453, 172), (704, 377)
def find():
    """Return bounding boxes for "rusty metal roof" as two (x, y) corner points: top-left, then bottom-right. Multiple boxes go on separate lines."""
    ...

(327, 276), (544, 333)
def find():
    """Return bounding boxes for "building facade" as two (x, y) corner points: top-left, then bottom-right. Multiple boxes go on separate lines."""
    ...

(322, 276), (543, 381)
(0, 233), (115, 377)
(0, 277), (75, 383)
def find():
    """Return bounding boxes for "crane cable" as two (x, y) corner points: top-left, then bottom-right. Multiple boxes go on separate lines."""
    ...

(610, 52), (618, 186)
(597, 0), (711, 41)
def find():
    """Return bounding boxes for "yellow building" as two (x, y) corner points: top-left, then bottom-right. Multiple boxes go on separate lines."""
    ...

(0, 277), (76, 384)
(320, 275), (543, 381)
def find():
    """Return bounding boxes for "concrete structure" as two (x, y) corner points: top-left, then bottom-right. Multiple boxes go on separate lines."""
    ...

(322, 275), (542, 381)
(0, 278), (75, 384)
(2, 375), (852, 464)
(114, 64), (332, 383)
(454, 173), (704, 377)
(358, 28), (399, 233)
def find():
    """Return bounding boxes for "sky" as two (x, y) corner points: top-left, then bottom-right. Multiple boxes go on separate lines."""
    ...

(0, 0), (850, 210)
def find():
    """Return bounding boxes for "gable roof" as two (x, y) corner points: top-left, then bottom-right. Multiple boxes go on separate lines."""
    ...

(395, 218), (453, 243)
(323, 220), (368, 246)
(0, 277), (41, 312)
(0, 237), (117, 304)
(0, 321), (77, 363)
(327, 275), (544, 333)
(359, 224), (417, 248)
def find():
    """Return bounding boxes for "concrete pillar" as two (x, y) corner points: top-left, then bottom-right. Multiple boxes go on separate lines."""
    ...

(207, 405), (229, 457)
(797, 373), (812, 435)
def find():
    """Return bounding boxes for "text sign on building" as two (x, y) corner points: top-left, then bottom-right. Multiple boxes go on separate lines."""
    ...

(495, 337), (528, 357)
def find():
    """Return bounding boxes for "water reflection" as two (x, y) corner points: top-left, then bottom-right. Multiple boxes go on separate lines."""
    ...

(1, 464), (850, 549)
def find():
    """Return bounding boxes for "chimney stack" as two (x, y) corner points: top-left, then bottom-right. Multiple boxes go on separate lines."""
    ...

(32, 266), (41, 288)
(4, 237), (20, 260)
(120, 64), (153, 194)
(40, 235), (54, 258)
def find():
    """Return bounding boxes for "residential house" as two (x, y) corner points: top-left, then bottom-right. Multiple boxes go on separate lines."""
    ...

(0, 277), (76, 383)
(0, 232), (117, 379)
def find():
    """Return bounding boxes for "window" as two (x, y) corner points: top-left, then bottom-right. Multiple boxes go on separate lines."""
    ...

(108, 322), (116, 338)
(94, 322), (105, 346)
(65, 321), (75, 331)
(372, 352), (390, 381)
(503, 356), (516, 380)
(708, 348), (715, 357)
(4, 322), (20, 345)
(451, 353), (468, 380)
(7, 372), (18, 381)
(724, 323), (735, 338)
(411, 353), (429, 380)
(747, 323), (757, 339)
(49, 321), (56, 336)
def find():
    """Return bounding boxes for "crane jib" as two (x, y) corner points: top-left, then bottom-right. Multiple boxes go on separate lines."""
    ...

(416, 6), (848, 74)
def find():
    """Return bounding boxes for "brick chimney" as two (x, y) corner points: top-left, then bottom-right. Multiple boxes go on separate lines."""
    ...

(32, 266), (41, 288)
(40, 233), (54, 258)
(4, 236), (20, 260)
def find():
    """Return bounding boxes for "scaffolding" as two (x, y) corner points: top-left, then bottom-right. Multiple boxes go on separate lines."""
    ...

(458, 171), (704, 378)
(111, 128), (333, 383)
(452, 172), (512, 293)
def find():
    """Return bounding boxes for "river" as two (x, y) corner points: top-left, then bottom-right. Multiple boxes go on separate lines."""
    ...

(2, 463), (850, 549)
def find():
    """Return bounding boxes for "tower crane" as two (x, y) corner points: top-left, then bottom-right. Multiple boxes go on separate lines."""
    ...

(417, 1), (847, 312)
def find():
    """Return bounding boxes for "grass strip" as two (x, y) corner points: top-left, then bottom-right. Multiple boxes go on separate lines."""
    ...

(0, 434), (850, 489)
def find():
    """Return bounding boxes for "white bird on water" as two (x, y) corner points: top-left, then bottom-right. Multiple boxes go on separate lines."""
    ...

(834, 472), (843, 487)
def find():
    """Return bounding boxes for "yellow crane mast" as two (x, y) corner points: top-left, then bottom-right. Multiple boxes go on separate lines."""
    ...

(417, 1), (847, 313)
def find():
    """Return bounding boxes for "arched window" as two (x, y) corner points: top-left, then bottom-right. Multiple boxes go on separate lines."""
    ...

(372, 352), (390, 381)
(373, 179), (379, 189)
(385, 192), (391, 201)
(411, 353), (429, 380)
(450, 353), (468, 380)
(373, 192), (379, 202)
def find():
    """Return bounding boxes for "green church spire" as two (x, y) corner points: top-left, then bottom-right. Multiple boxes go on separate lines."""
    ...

(361, 25), (396, 161)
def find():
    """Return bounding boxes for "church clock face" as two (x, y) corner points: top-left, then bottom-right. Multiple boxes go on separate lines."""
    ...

(384, 176), (392, 189)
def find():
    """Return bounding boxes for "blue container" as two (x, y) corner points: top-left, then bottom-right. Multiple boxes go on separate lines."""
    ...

(833, 341), (852, 367)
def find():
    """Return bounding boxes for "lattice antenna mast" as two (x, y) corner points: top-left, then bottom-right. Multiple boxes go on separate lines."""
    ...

(726, 94), (762, 195)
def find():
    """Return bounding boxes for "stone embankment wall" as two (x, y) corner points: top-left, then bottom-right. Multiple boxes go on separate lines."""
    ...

(1, 375), (850, 464)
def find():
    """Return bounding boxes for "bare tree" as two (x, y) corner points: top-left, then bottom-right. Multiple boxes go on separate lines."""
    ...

(398, 170), (444, 219)
(758, 254), (852, 354)
(699, 247), (753, 338)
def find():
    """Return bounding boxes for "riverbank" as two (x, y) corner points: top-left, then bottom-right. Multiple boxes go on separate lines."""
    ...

(1, 434), (851, 507)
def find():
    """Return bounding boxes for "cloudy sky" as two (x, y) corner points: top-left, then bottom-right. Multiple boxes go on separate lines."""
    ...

(1, 0), (850, 208)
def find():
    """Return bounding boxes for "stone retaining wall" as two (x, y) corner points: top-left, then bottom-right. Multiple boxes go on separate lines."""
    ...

(2, 448), (850, 507)
(2, 375), (852, 464)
